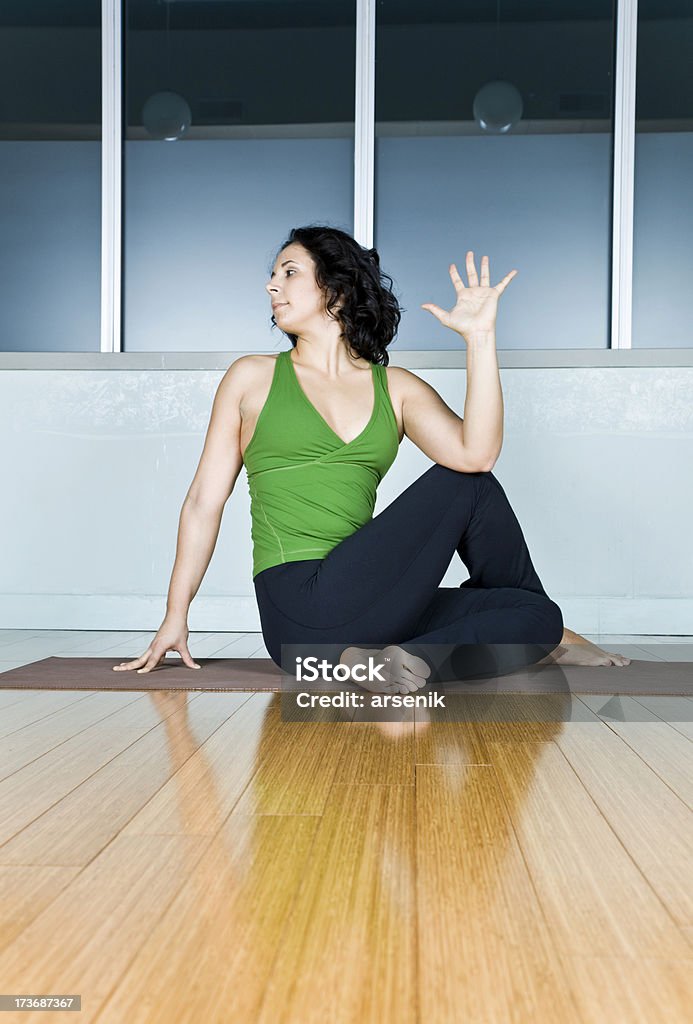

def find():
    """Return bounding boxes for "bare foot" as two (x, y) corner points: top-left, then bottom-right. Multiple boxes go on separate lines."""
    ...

(537, 629), (631, 668)
(339, 645), (431, 694)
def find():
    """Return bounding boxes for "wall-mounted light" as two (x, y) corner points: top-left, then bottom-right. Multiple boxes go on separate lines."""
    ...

(472, 0), (523, 133)
(141, 0), (192, 140)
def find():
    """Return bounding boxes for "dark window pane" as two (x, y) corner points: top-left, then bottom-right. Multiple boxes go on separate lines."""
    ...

(633, 0), (693, 349)
(375, 0), (616, 350)
(123, 0), (356, 352)
(0, 1), (101, 352)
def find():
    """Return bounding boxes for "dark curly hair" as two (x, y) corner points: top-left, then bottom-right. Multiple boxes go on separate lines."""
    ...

(267, 224), (404, 366)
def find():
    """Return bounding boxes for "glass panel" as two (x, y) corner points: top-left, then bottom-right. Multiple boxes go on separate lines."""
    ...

(375, 0), (616, 350)
(0, 1), (101, 352)
(633, 0), (693, 348)
(123, 0), (356, 352)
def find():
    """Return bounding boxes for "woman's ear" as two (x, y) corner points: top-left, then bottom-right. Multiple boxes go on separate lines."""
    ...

(326, 295), (344, 319)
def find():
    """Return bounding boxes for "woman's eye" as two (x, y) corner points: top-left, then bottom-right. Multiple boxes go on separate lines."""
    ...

(286, 269), (295, 276)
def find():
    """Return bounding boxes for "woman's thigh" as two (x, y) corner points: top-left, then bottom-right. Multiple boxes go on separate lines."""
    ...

(411, 579), (561, 648)
(256, 578), (563, 674)
(409, 585), (563, 643)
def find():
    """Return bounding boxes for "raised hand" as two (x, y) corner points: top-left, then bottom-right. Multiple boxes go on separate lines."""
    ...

(421, 251), (518, 338)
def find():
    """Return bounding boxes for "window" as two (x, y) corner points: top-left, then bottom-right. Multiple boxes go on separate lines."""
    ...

(375, 0), (616, 350)
(122, 0), (356, 352)
(1, 2), (688, 356)
(0, 1), (102, 353)
(632, 0), (693, 348)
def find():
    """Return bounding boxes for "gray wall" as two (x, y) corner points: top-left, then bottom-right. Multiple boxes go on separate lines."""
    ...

(1, 13), (690, 632)
(1, 360), (691, 634)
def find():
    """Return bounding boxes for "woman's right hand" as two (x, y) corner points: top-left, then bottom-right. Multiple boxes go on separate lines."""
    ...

(420, 251), (518, 339)
(112, 617), (201, 674)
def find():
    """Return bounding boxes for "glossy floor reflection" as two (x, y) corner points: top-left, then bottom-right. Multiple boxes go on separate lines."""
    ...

(0, 631), (691, 1023)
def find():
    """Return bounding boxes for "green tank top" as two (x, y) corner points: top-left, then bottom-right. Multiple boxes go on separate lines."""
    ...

(243, 348), (400, 578)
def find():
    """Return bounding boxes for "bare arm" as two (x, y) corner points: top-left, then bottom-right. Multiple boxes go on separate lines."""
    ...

(459, 329), (503, 469)
(164, 502), (226, 620)
(396, 336), (501, 473)
(415, 251), (515, 471)
(165, 356), (253, 619)
(113, 357), (252, 673)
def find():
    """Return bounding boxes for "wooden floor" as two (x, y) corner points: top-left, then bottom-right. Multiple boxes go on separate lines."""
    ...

(0, 630), (691, 1023)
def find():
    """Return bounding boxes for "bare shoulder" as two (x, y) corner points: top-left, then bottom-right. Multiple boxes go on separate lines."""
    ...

(218, 353), (279, 409)
(222, 352), (278, 388)
(383, 364), (417, 441)
(383, 364), (421, 390)
(383, 364), (427, 407)
(385, 364), (444, 404)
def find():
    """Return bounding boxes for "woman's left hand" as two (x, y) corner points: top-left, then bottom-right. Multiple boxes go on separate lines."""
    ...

(421, 251), (518, 338)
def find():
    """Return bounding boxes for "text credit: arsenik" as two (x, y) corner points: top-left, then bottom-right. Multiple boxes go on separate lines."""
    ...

(294, 691), (446, 709)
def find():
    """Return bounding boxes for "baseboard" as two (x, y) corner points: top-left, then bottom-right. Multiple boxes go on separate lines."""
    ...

(0, 594), (691, 636)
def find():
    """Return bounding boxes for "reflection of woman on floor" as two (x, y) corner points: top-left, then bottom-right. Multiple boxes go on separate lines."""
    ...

(113, 226), (630, 689)
(111, 689), (577, 1020)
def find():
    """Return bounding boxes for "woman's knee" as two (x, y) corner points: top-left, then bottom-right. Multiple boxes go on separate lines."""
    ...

(432, 461), (491, 476)
(538, 597), (564, 646)
(503, 590), (563, 646)
(431, 463), (497, 490)
(264, 636), (283, 669)
(514, 591), (563, 644)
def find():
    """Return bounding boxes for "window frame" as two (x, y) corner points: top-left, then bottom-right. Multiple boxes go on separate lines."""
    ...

(0, 0), (647, 364)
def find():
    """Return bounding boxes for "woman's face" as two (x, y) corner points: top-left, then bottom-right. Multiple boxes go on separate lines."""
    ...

(265, 243), (338, 333)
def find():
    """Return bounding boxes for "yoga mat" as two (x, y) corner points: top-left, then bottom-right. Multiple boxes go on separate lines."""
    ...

(0, 655), (691, 697)
(0, 656), (282, 691)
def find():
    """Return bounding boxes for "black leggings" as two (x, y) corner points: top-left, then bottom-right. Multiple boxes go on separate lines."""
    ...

(253, 463), (564, 683)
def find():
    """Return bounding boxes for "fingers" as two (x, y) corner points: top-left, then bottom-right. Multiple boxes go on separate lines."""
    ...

(449, 263), (466, 291)
(181, 648), (202, 670)
(420, 302), (450, 327)
(111, 649), (162, 674)
(113, 644), (201, 673)
(468, 252), (518, 293)
(424, 253), (517, 325)
(135, 648), (196, 674)
(455, 251), (519, 294)
(112, 649), (152, 672)
(136, 661), (161, 674)
(495, 268), (518, 294)
(465, 251), (478, 287)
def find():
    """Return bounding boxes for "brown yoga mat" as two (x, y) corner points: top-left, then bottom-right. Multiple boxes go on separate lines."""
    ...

(0, 656), (282, 691)
(0, 655), (691, 697)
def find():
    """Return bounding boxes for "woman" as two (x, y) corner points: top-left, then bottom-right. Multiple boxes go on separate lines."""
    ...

(114, 226), (630, 692)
